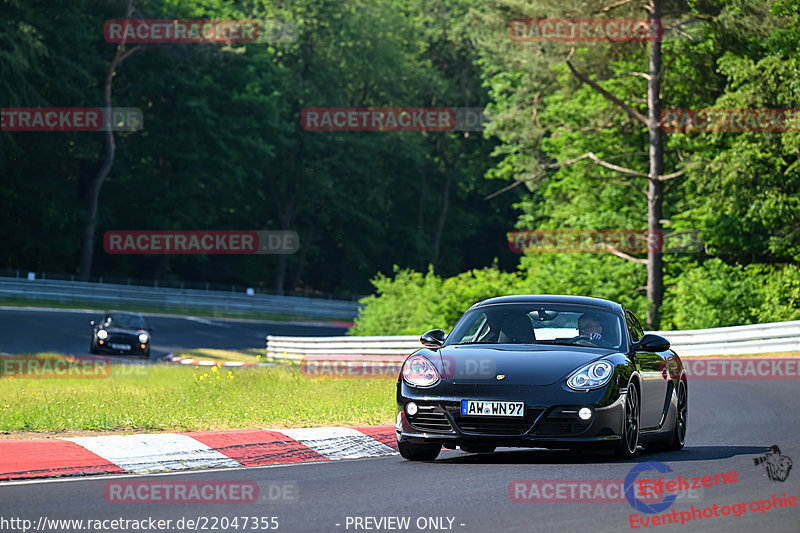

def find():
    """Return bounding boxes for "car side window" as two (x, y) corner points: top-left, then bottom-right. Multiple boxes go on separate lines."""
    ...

(631, 313), (645, 339)
(624, 311), (641, 344)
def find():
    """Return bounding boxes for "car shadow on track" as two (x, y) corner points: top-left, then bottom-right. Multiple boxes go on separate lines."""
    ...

(436, 445), (770, 465)
(642, 445), (772, 462)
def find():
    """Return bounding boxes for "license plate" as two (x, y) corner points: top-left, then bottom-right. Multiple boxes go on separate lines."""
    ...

(110, 343), (131, 350)
(461, 400), (525, 417)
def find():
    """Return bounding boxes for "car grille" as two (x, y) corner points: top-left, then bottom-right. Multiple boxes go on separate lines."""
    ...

(107, 333), (139, 343)
(532, 408), (592, 436)
(407, 406), (454, 433)
(449, 407), (545, 436)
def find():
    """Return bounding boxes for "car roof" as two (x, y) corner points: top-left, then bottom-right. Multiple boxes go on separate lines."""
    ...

(470, 294), (623, 313)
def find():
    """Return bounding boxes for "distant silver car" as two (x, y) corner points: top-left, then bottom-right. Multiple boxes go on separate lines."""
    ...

(90, 311), (152, 358)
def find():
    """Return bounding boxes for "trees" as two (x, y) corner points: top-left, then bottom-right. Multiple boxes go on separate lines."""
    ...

(470, 0), (698, 328)
(0, 0), (512, 295)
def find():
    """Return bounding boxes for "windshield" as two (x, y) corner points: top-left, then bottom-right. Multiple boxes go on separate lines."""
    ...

(104, 313), (147, 330)
(445, 303), (624, 351)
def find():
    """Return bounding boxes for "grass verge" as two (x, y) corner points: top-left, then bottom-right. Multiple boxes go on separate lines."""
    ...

(0, 359), (394, 436)
(172, 348), (264, 363)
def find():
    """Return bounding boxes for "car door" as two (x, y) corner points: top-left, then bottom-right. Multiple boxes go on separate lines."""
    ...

(625, 310), (669, 430)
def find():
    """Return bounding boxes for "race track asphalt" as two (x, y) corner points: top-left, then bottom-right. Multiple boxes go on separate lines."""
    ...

(0, 307), (349, 360)
(1, 379), (798, 533)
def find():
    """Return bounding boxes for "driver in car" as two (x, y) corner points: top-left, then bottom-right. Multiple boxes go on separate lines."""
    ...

(578, 313), (604, 342)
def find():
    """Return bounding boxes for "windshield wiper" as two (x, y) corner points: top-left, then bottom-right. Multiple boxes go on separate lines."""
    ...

(532, 340), (583, 347)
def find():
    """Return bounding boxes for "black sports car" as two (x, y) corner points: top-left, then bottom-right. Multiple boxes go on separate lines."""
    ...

(89, 311), (152, 358)
(396, 295), (687, 461)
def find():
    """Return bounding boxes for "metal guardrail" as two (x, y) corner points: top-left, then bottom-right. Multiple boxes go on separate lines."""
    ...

(0, 277), (361, 319)
(652, 321), (800, 356)
(266, 320), (800, 361)
(267, 336), (419, 360)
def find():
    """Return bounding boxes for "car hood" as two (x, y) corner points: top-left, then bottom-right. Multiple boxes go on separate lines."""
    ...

(428, 344), (618, 386)
(102, 327), (147, 336)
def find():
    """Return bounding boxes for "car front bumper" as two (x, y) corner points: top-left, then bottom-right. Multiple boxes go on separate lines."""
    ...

(396, 381), (627, 448)
(97, 337), (149, 354)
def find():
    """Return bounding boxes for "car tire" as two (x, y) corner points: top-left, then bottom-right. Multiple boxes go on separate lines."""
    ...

(398, 441), (441, 461)
(90, 339), (99, 354)
(460, 445), (496, 454)
(649, 381), (687, 452)
(611, 383), (640, 460)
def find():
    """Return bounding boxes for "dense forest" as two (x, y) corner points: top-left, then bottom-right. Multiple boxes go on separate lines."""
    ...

(2, 0), (799, 330)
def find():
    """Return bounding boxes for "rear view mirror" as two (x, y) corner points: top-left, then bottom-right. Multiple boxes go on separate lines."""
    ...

(531, 309), (559, 321)
(635, 333), (670, 352)
(420, 329), (445, 348)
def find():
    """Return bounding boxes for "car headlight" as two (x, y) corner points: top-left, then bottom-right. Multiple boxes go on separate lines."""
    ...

(567, 360), (614, 390)
(97, 329), (108, 340)
(138, 333), (149, 344)
(402, 355), (440, 387)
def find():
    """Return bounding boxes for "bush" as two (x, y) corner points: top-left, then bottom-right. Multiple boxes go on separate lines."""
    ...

(662, 259), (800, 329)
(350, 254), (648, 335)
(349, 264), (522, 335)
(350, 257), (800, 336)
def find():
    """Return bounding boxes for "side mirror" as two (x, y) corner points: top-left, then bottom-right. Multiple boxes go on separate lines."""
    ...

(420, 329), (445, 348)
(635, 333), (670, 352)
(89, 320), (96, 327)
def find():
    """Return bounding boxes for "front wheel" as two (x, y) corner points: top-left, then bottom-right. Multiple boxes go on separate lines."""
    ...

(611, 384), (640, 460)
(398, 441), (441, 461)
(649, 381), (687, 452)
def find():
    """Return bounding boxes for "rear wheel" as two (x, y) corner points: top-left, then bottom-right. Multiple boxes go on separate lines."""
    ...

(612, 383), (640, 459)
(649, 381), (687, 452)
(460, 445), (496, 454)
(398, 441), (441, 461)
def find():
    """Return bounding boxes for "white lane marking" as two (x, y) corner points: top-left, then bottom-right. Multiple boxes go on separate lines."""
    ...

(279, 427), (396, 460)
(63, 434), (241, 474)
(185, 316), (232, 328)
(0, 453), (401, 486)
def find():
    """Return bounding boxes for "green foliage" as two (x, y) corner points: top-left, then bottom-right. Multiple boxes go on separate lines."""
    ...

(0, 0), (511, 296)
(350, 255), (647, 335)
(3, 0), (799, 329)
(663, 259), (800, 329)
(350, 264), (523, 335)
